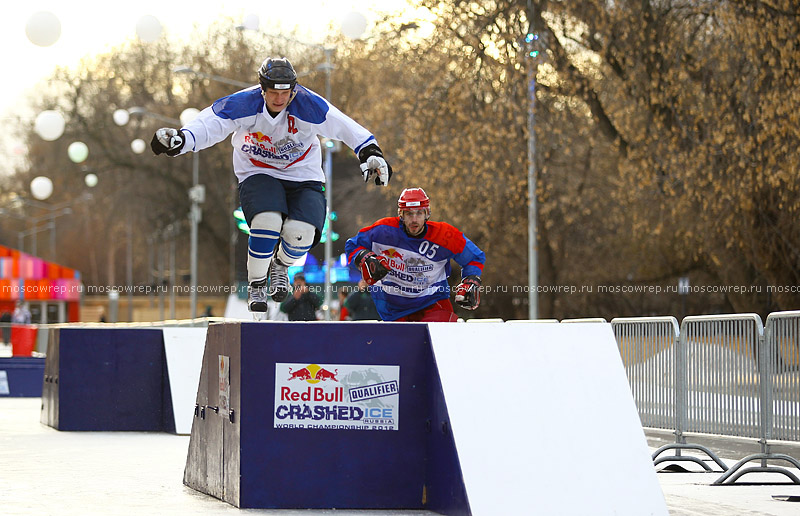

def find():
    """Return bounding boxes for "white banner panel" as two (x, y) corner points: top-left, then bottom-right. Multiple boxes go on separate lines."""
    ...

(427, 322), (668, 516)
(274, 363), (400, 431)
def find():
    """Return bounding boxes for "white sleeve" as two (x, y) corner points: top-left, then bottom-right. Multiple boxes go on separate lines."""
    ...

(177, 105), (240, 155)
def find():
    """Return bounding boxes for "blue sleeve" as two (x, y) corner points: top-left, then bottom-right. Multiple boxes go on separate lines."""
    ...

(345, 232), (371, 269)
(454, 236), (485, 278)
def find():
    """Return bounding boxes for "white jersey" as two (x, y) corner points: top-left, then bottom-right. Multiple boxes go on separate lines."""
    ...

(178, 85), (377, 184)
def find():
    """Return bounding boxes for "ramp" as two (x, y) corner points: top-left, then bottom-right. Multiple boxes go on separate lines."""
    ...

(40, 326), (208, 433)
(0, 357), (44, 397)
(183, 321), (464, 510)
(185, 321), (667, 515)
(40, 327), (168, 431)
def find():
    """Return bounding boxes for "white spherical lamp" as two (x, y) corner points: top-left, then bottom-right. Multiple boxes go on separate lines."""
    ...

(34, 110), (65, 141)
(341, 11), (367, 40)
(131, 139), (146, 154)
(31, 176), (54, 200)
(84, 173), (99, 188)
(180, 107), (200, 126)
(113, 109), (130, 126)
(67, 141), (89, 163)
(136, 15), (162, 43)
(25, 11), (61, 47)
(242, 14), (259, 31)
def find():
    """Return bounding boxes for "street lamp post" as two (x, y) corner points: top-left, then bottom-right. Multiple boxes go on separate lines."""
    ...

(173, 67), (245, 295)
(117, 106), (202, 320)
(321, 48), (335, 320)
(525, 3), (540, 320)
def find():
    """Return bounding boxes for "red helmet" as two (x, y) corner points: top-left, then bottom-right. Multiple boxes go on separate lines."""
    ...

(397, 188), (430, 210)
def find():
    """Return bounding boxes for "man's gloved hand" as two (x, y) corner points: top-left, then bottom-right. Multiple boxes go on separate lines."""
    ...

(454, 276), (481, 310)
(354, 249), (390, 285)
(151, 128), (185, 156)
(358, 144), (392, 186)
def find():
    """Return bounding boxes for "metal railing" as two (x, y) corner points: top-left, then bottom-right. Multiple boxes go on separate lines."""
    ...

(764, 310), (800, 442)
(612, 317), (679, 431)
(611, 313), (800, 484)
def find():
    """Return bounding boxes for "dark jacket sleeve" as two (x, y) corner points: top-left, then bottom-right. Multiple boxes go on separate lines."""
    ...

(280, 297), (298, 313)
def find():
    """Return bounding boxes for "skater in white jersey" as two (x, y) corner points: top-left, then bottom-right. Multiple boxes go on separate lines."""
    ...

(151, 57), (392, 316)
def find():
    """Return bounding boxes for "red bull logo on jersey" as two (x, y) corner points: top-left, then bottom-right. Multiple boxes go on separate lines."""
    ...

(275, 363), (401, 431)
(244, 131), (272, 144)
(380, 248), (406, 271)
(382, 248), (404, 260)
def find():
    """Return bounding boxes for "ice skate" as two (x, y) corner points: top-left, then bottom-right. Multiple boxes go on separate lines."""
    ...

(248, 278), (269, 315)
(268, 258), (290, 302)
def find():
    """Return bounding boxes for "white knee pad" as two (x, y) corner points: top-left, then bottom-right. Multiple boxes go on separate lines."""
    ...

(277, 219), (316, 265)
(247, 211), (283, 282)
(251, 211), (284, 233)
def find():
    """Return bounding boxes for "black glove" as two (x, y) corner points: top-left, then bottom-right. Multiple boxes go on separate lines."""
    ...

(454, 275), (481, 310)
(354, 249), (390, 285)
(358, 144), (393, 186)
(151, 128), (185, 156)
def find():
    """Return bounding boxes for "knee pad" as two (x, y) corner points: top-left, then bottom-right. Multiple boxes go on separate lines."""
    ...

(248, 211), (283, 258)
(277, 219), (315, 265)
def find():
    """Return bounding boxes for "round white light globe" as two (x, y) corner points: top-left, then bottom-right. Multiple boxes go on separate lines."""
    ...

(67, 141), (89, 163)
(113, 108), (130, 126)
(131, 139), (146, 154)
(25, 11), (61, 47)
(242, 14), (259, 31)
(34, 110), (65, 141)
(180, 107), (200, 126)
(84, 173), (99, 188)
(341, 11), (367, 40)
(31, 176), (54, 200)
(135, 15), (162, 43)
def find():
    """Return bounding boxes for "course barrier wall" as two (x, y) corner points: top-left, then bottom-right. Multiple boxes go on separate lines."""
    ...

(184, 321), (666, 515)
(40, 326), (207, 432)
(0, 356), (44, 397)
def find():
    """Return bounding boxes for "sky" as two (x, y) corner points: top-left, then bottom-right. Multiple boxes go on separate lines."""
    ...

(1, 1), (428, 175)
(2, 0), (424, 120)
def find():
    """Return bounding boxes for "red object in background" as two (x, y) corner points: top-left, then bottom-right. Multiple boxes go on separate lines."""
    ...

(11, 325), (38, 357)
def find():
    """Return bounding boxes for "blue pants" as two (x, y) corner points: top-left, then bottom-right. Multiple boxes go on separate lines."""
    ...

(238, 174), (326, 247)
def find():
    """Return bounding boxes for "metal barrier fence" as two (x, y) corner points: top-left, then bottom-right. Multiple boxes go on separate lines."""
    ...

(611, 316), (678, 431)
(611, 312), (800, 484)
(764, 311), (800, 443)
(680, 314), (764, 439)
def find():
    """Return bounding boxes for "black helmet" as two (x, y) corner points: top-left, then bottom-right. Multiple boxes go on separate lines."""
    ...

(258, 57), (297, 91)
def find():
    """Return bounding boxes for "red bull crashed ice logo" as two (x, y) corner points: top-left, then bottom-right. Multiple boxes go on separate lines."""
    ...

(274, 363), (400, 431)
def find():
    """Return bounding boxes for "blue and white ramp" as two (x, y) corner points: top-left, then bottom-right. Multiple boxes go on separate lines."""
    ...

(183, 321), (667, 515)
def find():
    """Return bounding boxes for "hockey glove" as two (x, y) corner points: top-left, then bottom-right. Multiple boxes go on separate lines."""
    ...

(151, 128), (185, 156)
(358, 144), (392, 186)
(454, 276), (481, 310)
(354, 249), (390, 285)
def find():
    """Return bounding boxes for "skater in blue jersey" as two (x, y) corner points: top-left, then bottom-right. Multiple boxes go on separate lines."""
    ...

(345, 188), (485, 322)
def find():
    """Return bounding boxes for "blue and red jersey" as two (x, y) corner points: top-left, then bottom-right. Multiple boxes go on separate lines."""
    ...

(345, 217), (485, 321)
